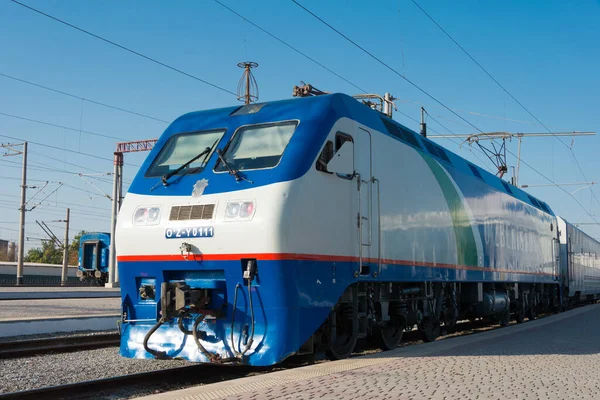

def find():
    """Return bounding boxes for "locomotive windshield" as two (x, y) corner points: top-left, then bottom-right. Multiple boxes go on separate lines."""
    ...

(214, 121), (297, 171)
(145, 129), (225, 177)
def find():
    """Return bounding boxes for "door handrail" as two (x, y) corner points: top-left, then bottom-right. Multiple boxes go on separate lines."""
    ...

(373, 177), (381, 276)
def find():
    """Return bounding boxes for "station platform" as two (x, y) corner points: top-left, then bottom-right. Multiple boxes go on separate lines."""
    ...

(0, 297), (121, 338)
(0, 286), (120, 300)
(138, 304), (600, 400)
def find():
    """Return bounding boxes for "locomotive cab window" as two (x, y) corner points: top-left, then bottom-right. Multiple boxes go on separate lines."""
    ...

(335, 133), (354, 179)
(215, 121), (298, 171)
(316, 140), (334, 173)
(145, 129), (225, 177)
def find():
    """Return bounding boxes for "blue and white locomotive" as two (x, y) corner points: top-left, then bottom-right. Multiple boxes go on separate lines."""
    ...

(115, 91), (599, 365)
(77, 232), (110, 284)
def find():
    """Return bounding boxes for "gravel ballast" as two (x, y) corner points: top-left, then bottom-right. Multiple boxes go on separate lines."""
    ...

(0, 346), (194, 395)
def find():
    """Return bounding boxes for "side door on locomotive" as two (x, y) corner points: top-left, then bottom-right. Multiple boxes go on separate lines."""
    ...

(327, 124), (376, 277)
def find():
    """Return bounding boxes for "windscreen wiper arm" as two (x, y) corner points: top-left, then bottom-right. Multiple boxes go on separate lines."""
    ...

(216, 149), (253, 184)
(160, 146), (211, 187)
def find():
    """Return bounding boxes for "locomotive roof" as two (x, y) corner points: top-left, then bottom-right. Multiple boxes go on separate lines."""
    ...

(140, 93), (554, 216)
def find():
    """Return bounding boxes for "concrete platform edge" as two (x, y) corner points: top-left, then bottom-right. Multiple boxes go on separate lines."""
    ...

(135, 305), (598, 400)
(0, 315), (121, 338)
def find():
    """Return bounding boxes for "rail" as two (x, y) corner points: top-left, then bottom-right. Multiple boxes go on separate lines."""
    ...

(0, 333), (120, 359)
(0, 364), (258, 400)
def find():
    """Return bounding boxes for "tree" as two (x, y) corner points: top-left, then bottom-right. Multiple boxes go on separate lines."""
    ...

(24, 230), (87, 265)
(24, 240), (62, 264)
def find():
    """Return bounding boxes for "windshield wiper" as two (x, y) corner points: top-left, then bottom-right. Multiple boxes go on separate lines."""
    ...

(159, 146), (211, 188)
(216, 149), (253, 184)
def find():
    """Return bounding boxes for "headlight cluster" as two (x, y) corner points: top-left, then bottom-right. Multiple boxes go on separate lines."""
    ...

(225, 200), (255, 221)
(133, 206), (161, 226)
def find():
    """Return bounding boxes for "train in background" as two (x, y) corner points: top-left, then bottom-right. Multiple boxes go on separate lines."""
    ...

(558, 217), (600, 303)
(114, 90), (600, 366)
(76, 232), (110, 285)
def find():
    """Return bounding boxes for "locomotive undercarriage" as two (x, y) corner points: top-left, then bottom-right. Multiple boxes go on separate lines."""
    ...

(307, 280), (561, 360)
(76, 269), (107, 286)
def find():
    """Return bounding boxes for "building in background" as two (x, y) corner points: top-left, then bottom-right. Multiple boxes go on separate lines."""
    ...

(7, 242), (16, 262)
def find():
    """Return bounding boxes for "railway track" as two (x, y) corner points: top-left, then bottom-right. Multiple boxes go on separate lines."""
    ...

(0, 363), (266, 400)
(0, 333), (120, 359)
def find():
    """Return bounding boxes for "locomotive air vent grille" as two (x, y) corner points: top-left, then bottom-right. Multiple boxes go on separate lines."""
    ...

(169, 204), (215, 221)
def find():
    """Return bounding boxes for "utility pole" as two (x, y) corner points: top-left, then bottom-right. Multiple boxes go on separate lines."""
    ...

(17, 142), (27, 286)
(61, 208), (69, 286)
(1, 142), (27, 285)
(107, 152), (123, 288)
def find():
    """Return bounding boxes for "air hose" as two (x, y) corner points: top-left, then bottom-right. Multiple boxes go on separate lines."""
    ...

(177, 311), (193, 335)
(230, 279), (256, 358)
(143, 318), (168, 359)
(191, 314), (221, 362)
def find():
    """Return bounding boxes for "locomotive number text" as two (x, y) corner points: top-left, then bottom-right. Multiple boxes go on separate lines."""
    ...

(165, 226), (214, 239)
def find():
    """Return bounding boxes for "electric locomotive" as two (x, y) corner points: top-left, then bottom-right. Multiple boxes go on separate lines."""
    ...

(116, 91), (577, 365)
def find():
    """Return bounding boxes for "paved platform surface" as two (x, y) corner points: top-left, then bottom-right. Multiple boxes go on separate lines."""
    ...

(0, 297), (121, 337)
(0, 298), (120, 321)
(139, 304), (600, 400)
(0, 286), (120, 300)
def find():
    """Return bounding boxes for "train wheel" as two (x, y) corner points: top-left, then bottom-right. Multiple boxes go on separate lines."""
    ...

(376, 316), (405, 351)
(499, 309), (510, 327)
(419, 317), (440, 342)
(326, 308), (358, 360)
(442, 306), (459, 334)
(527, 292), (538, 320)
(515, 301), (526, 324)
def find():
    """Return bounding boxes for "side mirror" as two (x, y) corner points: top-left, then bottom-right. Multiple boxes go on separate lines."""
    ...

(326, 141), (354, 176)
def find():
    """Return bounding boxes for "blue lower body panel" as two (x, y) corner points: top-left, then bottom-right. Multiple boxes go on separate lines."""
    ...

(118, 257), (557, 365)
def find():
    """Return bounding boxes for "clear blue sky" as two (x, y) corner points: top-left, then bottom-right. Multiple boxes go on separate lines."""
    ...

(1, 0), (599, 251)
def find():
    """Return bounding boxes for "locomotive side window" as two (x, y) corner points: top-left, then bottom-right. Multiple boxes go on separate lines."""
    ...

(215, 121), (298, 171)
(316, 140), (334, 173)
(145, 129), (226, 177)
(335, 133), (354, 180)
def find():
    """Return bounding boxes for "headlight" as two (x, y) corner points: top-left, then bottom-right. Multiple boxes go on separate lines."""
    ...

(133, 206), (162, 226)
(224, 200), (255, 221)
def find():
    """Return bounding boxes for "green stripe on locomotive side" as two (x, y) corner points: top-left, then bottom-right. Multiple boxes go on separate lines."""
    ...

(421, 156), (479, 267)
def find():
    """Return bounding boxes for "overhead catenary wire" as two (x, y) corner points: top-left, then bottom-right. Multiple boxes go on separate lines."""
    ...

(409, 0), (562, 142)
(1, 156), (112, 182)
(291, 0), (600, 226)
(217, 1), (541, 128)
(0, 133), (141, 168)
(0, 72), (170, 124)
(0, 159), (130, 190)
(291, 0), (484, 134)
(212, 0), (368, 94)
(0, 200), (110, 221)
(10, 0), (237, 97)
(219, 0), (496, 172)
(410, 0), (600, 213)
(0, 111), (127, 141)
(0, 193), (110, 213)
